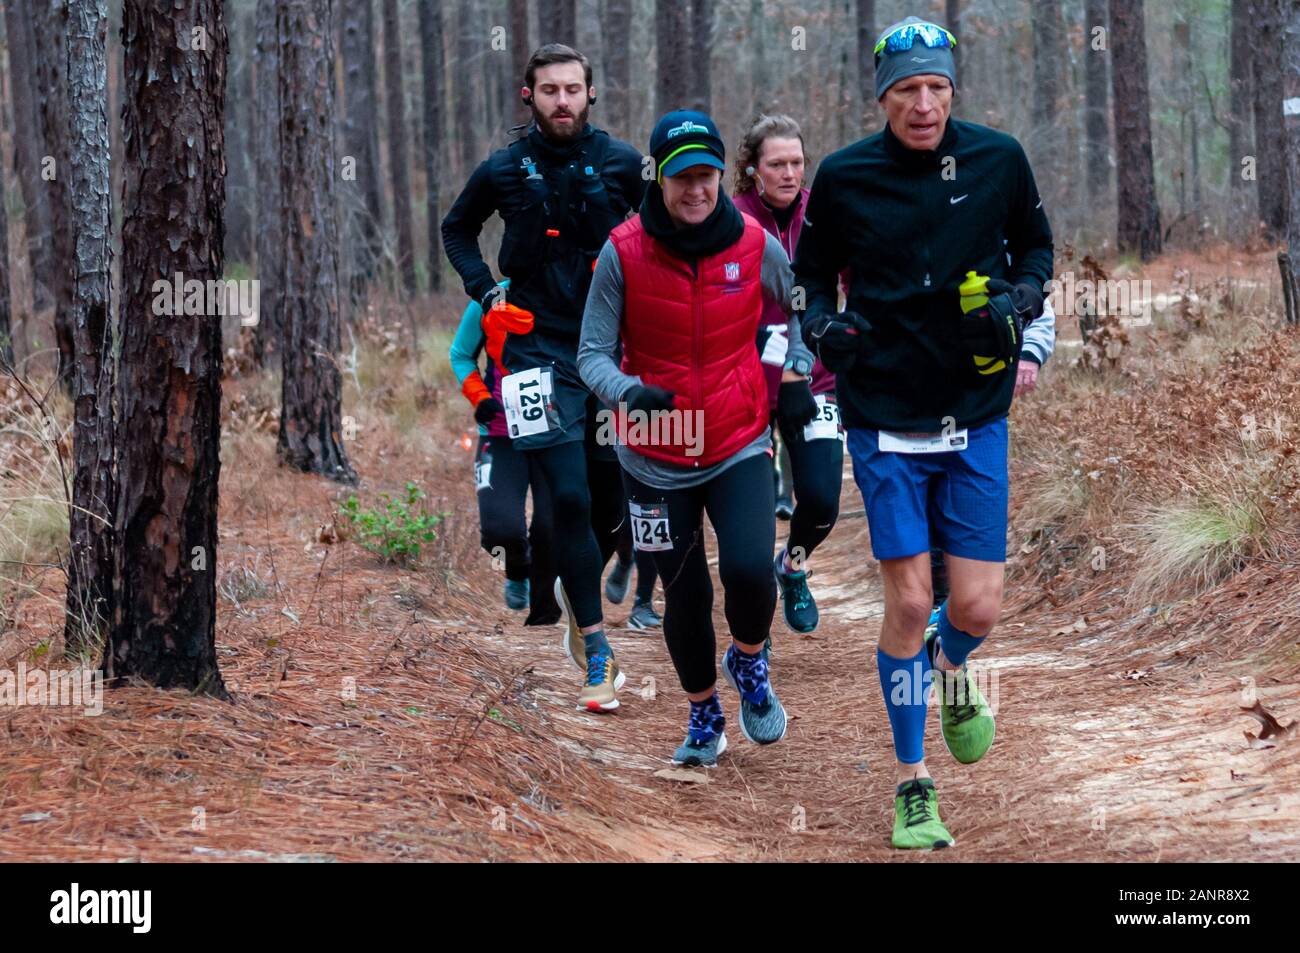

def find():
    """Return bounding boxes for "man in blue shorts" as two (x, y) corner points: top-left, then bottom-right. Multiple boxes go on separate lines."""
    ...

(794, 16), (1052, 849)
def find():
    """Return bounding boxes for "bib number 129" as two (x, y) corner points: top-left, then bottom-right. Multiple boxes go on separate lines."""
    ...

(502, 367), (555, 438)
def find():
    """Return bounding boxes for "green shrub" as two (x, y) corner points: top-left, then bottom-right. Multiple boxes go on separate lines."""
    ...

(339, 482), (444, 565)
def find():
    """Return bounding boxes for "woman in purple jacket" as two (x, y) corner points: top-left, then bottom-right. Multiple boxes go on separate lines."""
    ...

(733, 114), (842, 638)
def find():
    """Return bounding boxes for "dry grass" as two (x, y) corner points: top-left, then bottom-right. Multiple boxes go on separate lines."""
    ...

(0, 375), (71, 635)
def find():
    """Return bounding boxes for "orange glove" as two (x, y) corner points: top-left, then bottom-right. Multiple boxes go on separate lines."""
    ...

(461, 370), (491, 409)
(481, 301), (535, 374)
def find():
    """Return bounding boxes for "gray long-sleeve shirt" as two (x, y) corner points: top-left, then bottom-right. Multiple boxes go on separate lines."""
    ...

(578, 230), (811, 490)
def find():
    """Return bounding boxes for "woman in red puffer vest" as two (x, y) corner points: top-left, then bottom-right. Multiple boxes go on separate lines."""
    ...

(578, 110), (819, 768)
(732, 114), (844, 640)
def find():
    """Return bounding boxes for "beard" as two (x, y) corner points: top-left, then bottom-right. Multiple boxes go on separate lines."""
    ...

(533, 102), (590, 141)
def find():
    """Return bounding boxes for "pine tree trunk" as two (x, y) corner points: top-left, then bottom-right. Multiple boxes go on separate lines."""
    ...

(1084, 0), (1110, 215)
(1251, 0), (1289, 239)
(601, 0), (631, 140)
(253, 0), (283, 364)
(225, 1), (255, 265)
(1229, 0), (1253, 214)
(65, 0), (116, 659)
(380, 0), (416, 294)
(540, 0), (576, 44)
(456, 0), (479, 178)
(341, 0), (386, 303)
(277, 0), (357, 485)
(655, 0), (689, 118)
(110, 0), (228, 696)
(418, 0), (445, 292)
(1284, 0), (1300, 321)
(0, 150), (11, 368)
(946, 0), (960, 73)
(688, 0), (713, 115)
(3, 0), (54, 314)
(1032, 0), (1066, 233)
(1109, 0), (1161, 261)
(37, 0), (76, 391)
(855, 0), (876, 121)
(509, 0), (530, 128)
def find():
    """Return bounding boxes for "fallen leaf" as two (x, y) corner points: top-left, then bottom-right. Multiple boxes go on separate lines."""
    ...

(1123, 670), (1150, 681)
(19, 812), (51, 823)
(1050, 619), (1088, 637)
(653, 768), (712, 784)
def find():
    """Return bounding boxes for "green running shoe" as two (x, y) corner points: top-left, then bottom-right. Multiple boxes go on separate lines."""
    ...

(774, 550), (819, 633)
(892, 778), (955, 850)
(925, 627), (995, 764)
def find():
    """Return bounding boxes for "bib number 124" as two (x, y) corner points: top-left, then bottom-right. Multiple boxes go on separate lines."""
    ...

(629, 501), (672, 552)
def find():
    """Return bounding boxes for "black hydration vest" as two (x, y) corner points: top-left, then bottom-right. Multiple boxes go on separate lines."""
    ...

(496, 130), (625, 338)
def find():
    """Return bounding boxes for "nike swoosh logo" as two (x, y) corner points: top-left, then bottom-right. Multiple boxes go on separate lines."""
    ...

(1036, 198), (1043, 209)
(911, 56), (933, 63)
(950, 194), (968, 205)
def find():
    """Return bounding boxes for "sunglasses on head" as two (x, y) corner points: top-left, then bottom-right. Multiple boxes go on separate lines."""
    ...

(874, 22), (957, 61)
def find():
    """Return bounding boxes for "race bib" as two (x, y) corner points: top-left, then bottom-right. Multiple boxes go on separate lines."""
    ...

(760, 326), (789, 367)
(502, 366), (556, 438)
(878, 428), (969, 454)
(474, 457), (492, 491)
(629, 501), (672, 552)
(802, 394), (842, 442)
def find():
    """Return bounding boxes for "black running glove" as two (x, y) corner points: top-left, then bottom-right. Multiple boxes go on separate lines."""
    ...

(479, 284), (506, 314)
(987, 278), (1044, 325)
(474, 397), (503, 425)
(777, 379), (819, 430)
(803, 310), (872, 374)
(961, 293), (1023, 363)
(623, 384), (677, 414)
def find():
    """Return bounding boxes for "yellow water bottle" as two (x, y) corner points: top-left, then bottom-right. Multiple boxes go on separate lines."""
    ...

(959, 270), (1006, 376)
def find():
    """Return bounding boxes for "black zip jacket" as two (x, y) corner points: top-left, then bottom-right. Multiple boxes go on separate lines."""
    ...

(793, 119), (1053, 432)
(441, 123), (646, 341)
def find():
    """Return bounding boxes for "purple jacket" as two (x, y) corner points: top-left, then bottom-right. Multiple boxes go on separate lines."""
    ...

(732, 187), (835, 407)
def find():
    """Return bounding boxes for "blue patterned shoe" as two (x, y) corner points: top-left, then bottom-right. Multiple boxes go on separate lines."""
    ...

(721, 645), (787, 745)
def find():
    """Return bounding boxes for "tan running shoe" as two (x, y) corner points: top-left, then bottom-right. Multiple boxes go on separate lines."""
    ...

(555, 577), (625, 689)
(576, 651), (620, 712)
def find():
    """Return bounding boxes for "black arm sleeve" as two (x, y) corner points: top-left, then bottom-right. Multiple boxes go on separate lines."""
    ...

(792, 162), (847, 333)
(440, 158), (500, 304)
(1005, 143), (1054, 294)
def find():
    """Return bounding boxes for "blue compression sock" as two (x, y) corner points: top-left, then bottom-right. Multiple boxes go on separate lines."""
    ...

(935, 601), (985, 667)
(583, 629), (611, 658)
(877, 645), (931, 764)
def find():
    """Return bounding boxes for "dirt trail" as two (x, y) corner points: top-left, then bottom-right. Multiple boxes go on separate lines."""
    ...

(445, 453), (1300, 861)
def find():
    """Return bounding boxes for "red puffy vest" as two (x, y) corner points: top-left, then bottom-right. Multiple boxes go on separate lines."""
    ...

(611, 212), (769, 468)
